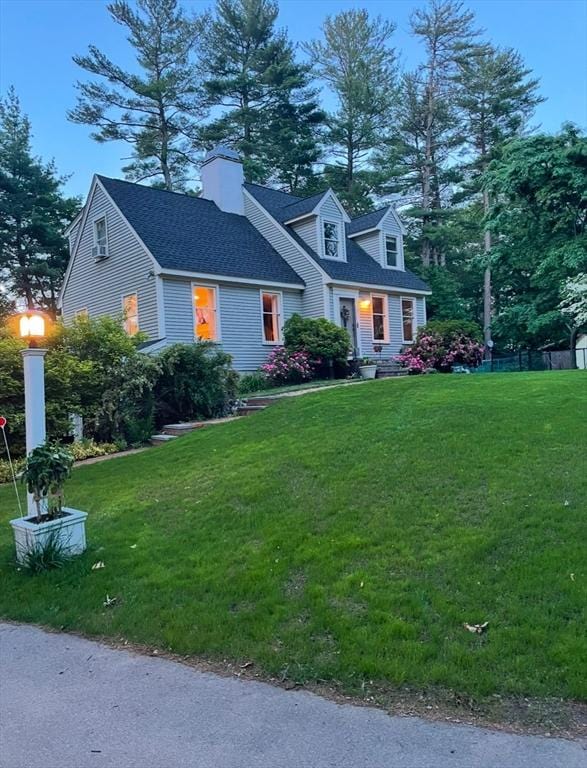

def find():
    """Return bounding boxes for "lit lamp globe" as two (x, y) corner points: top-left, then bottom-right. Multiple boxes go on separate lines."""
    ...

(19, 310), (47, 347)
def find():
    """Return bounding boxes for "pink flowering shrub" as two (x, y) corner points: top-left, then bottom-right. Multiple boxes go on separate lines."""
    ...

(261, 347), (315, 385)
(396, 320), (484, 373)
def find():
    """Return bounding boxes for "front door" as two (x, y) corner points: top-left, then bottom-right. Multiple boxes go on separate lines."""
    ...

(339, 297), (358, 357)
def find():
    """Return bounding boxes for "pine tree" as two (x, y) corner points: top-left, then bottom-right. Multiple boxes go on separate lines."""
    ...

(304, 9), (397, 214)
(385, 0), (481, 266)
(200, 0), (323, 186)
(376, 68), (463, 262)
(455, 45), (543, 346)
(0, 89), (80, 315)
(69, 0), (206, 191)
(258, 96), (325, 193)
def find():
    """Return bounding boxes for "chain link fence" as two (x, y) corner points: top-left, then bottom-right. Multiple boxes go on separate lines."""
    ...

(475, 348), (587, 373)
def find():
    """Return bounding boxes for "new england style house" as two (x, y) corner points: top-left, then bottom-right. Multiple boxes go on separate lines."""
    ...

(60, 147), (430, 371)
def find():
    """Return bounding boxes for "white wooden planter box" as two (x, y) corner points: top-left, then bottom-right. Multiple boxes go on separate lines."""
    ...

(10, 508), (88, 564)
(359, 365), (377, 380)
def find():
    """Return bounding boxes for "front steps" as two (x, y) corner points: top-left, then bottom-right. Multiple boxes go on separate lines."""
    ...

(150, 399), (275, 445)
(376, 360), (408, 378)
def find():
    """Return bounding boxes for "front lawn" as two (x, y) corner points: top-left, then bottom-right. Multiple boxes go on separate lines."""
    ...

(1, 372), (585, 724)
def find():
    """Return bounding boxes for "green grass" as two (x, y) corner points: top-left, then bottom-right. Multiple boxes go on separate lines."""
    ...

(1, 372), (586, 708)
(241, 377), (356, 397)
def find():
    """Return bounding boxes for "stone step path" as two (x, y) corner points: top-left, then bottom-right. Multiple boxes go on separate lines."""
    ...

(376, 360), (408, 378)
(150, 401), (273, 445)
(149, 376), (398, 445)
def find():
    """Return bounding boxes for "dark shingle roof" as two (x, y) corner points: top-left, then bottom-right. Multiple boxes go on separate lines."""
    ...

(347, 207), (390, 235)
(244, 183), (430, 293)
(280, 191), (328, 222)
(98, 176), (304, 286)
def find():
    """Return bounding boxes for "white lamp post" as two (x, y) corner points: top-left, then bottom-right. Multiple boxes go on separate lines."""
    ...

(18, 310), (48, 517)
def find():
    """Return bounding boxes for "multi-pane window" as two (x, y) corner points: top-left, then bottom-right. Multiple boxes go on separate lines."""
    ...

(123, 293), (139, 336)
(93, 217), (108, 258)
(323, 221), (340, 258)
(385, 235), (398, 268)
(401, 298), (416, 343)
(193, 286), (217, 341)
(371, 295), (388, 342)
(261, 292), (281, 343)
(94, 218), (107, 247)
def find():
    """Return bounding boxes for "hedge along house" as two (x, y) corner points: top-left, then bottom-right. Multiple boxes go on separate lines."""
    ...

(60, 147), (430, 371)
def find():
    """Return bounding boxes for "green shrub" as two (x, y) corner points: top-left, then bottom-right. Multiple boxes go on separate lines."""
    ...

(0, 332), (84, 457)
(238, 371), (269, 395)
(283, 314), (351, 367)
(0, 457), (25, 485)
(54, 316), (159, 445)
(423, 319), (483, 344)
(68, 439), (120, 461)
(154, 342), (238, 424)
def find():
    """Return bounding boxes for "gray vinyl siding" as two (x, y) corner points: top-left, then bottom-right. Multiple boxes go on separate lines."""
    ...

(354, 232), (381, 266)
(61, 182), (159, 338)
(244, 193), (326, 318)
(291, 218), (318, 252)
(358, 292), (427, 358)
(67, 221), (81, 255)
(162, 277), (303, 371)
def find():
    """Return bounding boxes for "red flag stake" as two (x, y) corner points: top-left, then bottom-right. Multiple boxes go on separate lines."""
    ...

(0, 420), (24, 518)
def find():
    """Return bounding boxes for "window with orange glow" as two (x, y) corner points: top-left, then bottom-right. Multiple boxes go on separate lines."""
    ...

(371, 294), (388, 342)
(123, 293), (139, 335)
(193, 286), (217, 340)
(261, 292), (281, 343)
(401, 298), (415, 342)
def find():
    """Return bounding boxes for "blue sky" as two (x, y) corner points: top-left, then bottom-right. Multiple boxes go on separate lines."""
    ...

(1, 0), (586, 198)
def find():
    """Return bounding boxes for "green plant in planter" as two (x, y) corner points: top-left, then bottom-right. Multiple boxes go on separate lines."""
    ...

(22, 441), (74, 522)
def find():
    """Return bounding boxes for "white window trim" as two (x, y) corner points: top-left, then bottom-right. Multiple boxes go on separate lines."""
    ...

(259, 290), (283, 345)
(401, 296), (417, 344)
(383, 234), (401, 270)
(191, 282), (221, 342)
(93, 215), (107, 245)
(321, 218), (343, 261)
(92, 215), (109, 260)
(121, 291), (139, 336)
(370, 293), (389, 343)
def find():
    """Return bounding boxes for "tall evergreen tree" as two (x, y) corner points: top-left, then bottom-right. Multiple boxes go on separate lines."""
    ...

(455, 45), (543, 345)
(380, 0), (480, 266)
(0, 89), (80, 315)
(304, 9), (398, 214)
(69, 0), (206, 191)
(200, 0), (323, 186)
(376, 68), (463, 263)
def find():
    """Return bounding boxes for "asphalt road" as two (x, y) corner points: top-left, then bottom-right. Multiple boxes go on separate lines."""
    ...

(0, 623), (584, 768)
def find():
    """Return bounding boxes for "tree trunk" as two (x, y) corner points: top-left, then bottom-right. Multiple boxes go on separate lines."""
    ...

(482, 188), (492, 351)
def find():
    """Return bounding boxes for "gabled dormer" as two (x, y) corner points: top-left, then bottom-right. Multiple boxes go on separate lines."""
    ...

(347, 205), (407, 271)
(282, 189), (351, 263)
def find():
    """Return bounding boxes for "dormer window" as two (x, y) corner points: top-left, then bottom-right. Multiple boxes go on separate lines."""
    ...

(323, 221), (341, 259)
(385, 235), (398, 268)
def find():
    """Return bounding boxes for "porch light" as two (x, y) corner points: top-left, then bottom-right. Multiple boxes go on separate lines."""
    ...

(19, 310), (46, 343)
(359, 299), (371, 310)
